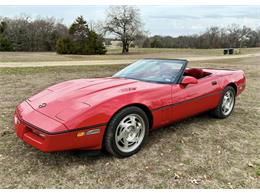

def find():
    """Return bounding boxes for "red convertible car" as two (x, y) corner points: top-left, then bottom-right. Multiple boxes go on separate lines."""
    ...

(14, 59), (246, 157)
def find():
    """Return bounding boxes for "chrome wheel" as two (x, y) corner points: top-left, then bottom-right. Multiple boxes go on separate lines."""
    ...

(222, 90), (234, 116)
(115, 114), (145, 153)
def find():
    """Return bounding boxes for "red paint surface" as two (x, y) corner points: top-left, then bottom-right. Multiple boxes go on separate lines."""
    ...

(14, 68), (246, 152)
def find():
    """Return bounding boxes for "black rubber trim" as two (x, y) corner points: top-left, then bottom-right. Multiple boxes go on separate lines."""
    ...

(152, 90), (222, 112)
(17, 115), (107, 135)
(174, 60), (188, 84)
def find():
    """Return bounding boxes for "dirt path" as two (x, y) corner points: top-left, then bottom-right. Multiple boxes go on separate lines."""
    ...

(1, 52), (260, 67)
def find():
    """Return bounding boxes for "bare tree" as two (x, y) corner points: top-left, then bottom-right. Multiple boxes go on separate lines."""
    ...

(104, 5), (143, 54)
(88, 20), (106, 37)
(238, 26), (251, 48)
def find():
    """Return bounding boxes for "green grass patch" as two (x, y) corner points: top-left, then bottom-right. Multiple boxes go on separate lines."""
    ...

(256, 166), (260, 176)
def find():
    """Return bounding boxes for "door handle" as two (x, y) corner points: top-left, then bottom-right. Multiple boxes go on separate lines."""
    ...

(212, 81), (217, 85)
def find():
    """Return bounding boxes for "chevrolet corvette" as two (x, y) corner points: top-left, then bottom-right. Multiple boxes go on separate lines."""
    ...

(14, 59), (246, 157)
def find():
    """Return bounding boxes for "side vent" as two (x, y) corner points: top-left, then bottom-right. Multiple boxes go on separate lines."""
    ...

(120, 87), (137, 92)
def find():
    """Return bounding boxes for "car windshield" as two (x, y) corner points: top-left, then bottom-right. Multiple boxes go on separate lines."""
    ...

(113, 59), (186, 83)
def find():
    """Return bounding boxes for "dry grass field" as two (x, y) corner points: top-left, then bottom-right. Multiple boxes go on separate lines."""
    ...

(0, 49), (259, 188)
(0, 48), (223, 62)
(1, 47), (259, 63)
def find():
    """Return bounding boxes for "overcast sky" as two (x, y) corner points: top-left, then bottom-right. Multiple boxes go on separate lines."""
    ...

(1, 5), (260, 37)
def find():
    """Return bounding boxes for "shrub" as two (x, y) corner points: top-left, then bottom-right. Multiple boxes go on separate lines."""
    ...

(0, 35), (12, 51)
(56, 37), (74, 54)
(56, 16), (106, 55)
(85, 31), (107, 55)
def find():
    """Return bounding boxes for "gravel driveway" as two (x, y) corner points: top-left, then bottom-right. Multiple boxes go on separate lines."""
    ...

(1, 53), (260, 67)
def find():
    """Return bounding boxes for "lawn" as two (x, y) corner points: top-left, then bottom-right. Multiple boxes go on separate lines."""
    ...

(0, 56), (259, 188)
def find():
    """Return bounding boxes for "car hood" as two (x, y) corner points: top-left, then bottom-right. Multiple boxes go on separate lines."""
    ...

(26, 77), (138, 120)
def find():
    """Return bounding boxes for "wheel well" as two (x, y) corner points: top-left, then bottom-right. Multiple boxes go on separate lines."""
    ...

(131, 104), (153, 129)
(101, 103), (153, 150)
(110, 103), (153, 130)
(226, 82), (237, 95)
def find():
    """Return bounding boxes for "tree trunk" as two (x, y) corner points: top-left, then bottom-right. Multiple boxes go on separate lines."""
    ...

(126, 43), (129, 52)
(122, 41), (129, 54)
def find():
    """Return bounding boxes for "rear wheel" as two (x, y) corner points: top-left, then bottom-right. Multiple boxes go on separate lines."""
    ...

(211, 86), (236, 118)
(104, 106), (149, 157)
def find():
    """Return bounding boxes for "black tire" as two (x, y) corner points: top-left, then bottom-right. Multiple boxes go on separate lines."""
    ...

(211, 86), (236, 119)
(104, 106), (149, 157)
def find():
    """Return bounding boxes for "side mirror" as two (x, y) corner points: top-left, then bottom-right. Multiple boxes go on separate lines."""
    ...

(181, 76), (198, 86)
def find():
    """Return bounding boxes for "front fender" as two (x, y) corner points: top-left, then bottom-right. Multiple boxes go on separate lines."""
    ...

(63, 84), (172, 130)
(63, 92), (152, 130)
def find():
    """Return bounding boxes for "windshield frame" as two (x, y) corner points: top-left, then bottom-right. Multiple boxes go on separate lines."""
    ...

(113, 58), (188, 84)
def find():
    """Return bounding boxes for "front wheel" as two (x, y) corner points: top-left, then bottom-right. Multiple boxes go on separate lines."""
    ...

(104, 106), (149, 157)
(211, 86), (236, 118)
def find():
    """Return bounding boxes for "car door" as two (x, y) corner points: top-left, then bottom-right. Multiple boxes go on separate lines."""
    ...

(170, 75), (222, 122)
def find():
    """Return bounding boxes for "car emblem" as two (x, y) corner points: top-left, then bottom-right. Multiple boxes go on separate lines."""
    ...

(38, 103), (47, 108)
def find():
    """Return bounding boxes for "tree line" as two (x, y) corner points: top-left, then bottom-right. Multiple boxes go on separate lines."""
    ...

(143, 25), (260, 49)
(1, 6), (260, 54)
(0, 6), (143, 54)
(0, 15), (106, 54)
(0, 16), (68, 52)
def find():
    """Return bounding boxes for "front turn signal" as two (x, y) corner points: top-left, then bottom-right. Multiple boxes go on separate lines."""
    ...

(77, 131), (86, 137)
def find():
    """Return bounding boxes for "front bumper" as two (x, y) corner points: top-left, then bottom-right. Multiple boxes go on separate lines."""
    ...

(14, 101), (106, 152)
